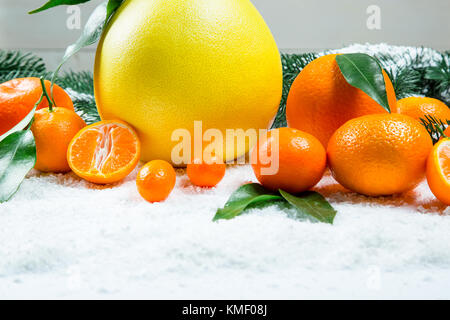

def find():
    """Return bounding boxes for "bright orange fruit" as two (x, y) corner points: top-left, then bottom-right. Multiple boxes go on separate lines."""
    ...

(67, 120), (140, 184)
(251, 127), (326, 193)
(426, 138), (450, 205)
(0, 78), (74, 135)
(31, 107), (86, 173)
(187, 156), (226, 187)
(286, 54), (397, 147)
(396, 97), (450, 122)
(327, 114), (433, 196)
(136, 160), (176, 202)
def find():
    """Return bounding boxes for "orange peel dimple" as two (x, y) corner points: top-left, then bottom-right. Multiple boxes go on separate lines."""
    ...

(67, 120), (141, 184)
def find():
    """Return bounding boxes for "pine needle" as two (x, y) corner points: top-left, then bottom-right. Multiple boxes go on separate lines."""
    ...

(0, 51), (47, 83)
(424, 51), (450, 105)
(272, 52), (319, 128)
(55, 71), (98, 124)
(56, 71), (94, 95)
(420, 115), (449, 143)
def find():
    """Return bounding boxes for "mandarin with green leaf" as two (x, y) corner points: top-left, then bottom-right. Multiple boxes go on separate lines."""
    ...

(286, 54), (397, 147)
(0, 77), (74, 135)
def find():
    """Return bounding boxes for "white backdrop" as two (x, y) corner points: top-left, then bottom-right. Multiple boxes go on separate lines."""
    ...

(1, 0), (449, 70)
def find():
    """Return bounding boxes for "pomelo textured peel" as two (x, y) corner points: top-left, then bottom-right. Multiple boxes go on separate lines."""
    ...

(94, 0), (283, 165)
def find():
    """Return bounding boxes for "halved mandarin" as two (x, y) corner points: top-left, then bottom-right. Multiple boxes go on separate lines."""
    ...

(67, 120), (141, 184)
(426, 138), (450, 205)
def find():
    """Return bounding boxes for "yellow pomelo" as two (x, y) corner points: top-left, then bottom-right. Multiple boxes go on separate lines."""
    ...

(94, 0), (282, 165)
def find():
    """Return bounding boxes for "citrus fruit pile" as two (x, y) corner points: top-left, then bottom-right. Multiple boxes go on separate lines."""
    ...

(253, 54), (449, 207)
(0, 0), (443, 220)
(1, 51), (449, 211)
(0, 77), (228, 204)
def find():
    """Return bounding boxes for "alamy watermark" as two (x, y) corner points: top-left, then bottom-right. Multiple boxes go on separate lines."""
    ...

(367, 5), (381, 30)
(66, 5), (81, 30)
(171, 121), (279, 175)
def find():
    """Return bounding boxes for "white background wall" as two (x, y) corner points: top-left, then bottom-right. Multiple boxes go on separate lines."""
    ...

(1, 0), (449, 71)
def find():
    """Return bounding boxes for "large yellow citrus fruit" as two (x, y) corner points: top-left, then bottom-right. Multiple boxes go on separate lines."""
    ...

(94, 0), (282, 165)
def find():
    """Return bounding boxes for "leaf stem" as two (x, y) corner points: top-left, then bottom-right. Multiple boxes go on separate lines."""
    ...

(39, 77), (54, 112)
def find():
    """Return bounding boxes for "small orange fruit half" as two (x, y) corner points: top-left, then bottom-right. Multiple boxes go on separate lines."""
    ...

(426, 138), (450, 205)
(67, 120), (141, 184)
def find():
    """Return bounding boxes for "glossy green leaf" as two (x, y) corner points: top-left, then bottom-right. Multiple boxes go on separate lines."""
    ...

(60, 2), (108, 67)
(213, 183), (283, 221)
(29, 0), (92, 14)
(0, 130), (36, 203)
(49, 0), (123, 90)
(106, 0), (123, 23)
(279, 190), (337, 224)
(336, 53), (391, 112)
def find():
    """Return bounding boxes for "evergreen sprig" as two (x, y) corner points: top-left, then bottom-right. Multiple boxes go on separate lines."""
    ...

(424, 51), (450, 105)
(272, 52), (319, 128)
(0, 50), (47, 83)
(56, 71), (94, 95)
(420, 115), (449, 143)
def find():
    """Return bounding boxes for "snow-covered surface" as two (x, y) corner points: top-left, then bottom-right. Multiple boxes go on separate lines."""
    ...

(1, 43), (450, 299)
(0, 164), (449, 299)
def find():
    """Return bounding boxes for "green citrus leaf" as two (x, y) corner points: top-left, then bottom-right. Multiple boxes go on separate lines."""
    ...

(49, 0), (123, 86)
(61, 2), (108, 66)
(336, 53), (391, 113)
(106, 0), (123, 22)
(279, 190), (337, 224)
(0, 130), (36, 203)
(213, 183), (283, 221)
(29, 0), (92, 14)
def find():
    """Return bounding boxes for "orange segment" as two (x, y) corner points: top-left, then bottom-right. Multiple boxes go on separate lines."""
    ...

(426, 139), (450, 205)
(67, 120), (141, 184)
(438, 140), (450, 181)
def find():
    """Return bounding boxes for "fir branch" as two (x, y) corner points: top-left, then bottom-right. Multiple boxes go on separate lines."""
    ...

(0, 51), (46, 75)
(384, 66), (423, 100)
(72, 96), (100, 125)
(56, 71), (94, 95)
(376, 49), (429, 100)
(272, 52), (319, 128)
(55, 71), (98, 124)
(0, 51), (47, 83)
(420, 115), (450, 144)
(424, 51), (450, 105)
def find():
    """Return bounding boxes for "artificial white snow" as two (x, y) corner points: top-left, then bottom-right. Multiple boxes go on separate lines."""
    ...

(0, 165), (449, 299)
